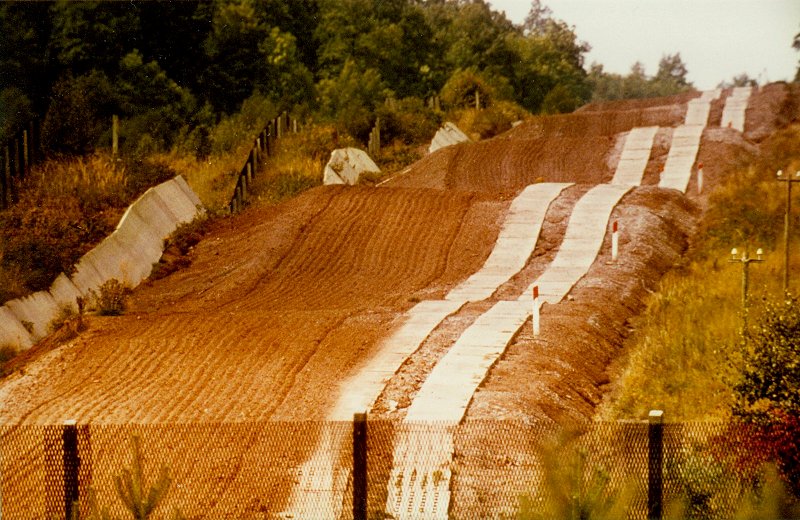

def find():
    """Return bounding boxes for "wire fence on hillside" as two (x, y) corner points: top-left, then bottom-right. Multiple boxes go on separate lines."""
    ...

(228, 111), (300, 215)
(1, 119), (41, 210)
(0, 419), (779, 520)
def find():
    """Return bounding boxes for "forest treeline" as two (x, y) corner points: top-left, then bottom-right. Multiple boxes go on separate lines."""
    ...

(0, 0), (703, 155)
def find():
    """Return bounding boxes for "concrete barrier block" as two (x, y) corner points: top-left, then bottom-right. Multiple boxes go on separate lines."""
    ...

(130, 189), (180, 239)
(429, 122), (470, 154)
(70, 254), (107, 298)
(154, 179), (199, 226)
(0, 306), (33, 350)
(114, 208), (164, 264)
(49, 273), (82, 314)
(323, 148), (380, 185)
(6, 291), (60, 341)
(173, 175), (204, 211)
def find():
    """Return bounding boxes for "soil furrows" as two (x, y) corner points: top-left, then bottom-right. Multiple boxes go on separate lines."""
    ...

(505, 106), (686, 140)
(640, 127), (674, 186)
(744, 82), (794, 142)
(221, 187), (491, 312)
(448, 188), (700, 517)
(577, 91), (701, 113)
(388, 137), (616, 191)
(369, 186), (586, 422)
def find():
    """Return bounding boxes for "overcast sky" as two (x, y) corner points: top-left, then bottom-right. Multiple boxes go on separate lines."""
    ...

(487, 0), (799, 90)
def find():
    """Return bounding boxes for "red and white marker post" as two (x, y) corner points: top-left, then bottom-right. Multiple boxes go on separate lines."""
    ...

(532, 285), (540, 337)
(697, 162), (704, 194)
(611, 221), (619, 262)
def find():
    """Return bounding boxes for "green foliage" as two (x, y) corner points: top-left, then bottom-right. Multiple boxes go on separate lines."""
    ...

(114, 435), (172, 520)
(733, 296), (800, 495)
(317, 59), (388, 140)
(259, 170), (320, 204)
(589, 55), (694, 103)
(90, 279), (129, 316)
(517, 432), (630, 520)
(0, 87), (34, 143)
(440, 67), (512, 110)
(41, 71), (117, 155)
(210, 93), (277, 155)
(375, 98), (441, 145)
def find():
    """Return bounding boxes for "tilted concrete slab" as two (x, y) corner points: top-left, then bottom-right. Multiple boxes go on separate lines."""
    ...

(49, 273), (82, 314)
(5, 291), (60, 341)
(323, 147), (380, 185)
(0, 306), (33, 350)
(446, 183), (571, 302)
(70, 255), (107, 299)
(429, 122), (471, 154)
(659, 125), (705, 192)
(611, 127), (658, 185)
(721, 86), (752, 132)
(128, 189), (181, 240)
(1, 177), (205, 352)
(154, 178), (201, 226)
(173, 174), (204, 210)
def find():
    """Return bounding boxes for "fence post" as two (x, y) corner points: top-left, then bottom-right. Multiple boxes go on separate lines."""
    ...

(13, 138), (20, 181)
(2, 146), (8, 209)
(29, 120), (36, 165)
(353, 412), (368, 520)
(22, 130), (29, 178)
(112, 115), (119, 157)
(63, 419), (80, 519)
(265, 124), (272, 156)
(648, 410), (664, 520)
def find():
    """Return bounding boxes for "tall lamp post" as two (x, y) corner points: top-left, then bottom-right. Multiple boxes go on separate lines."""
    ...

(776, 170), (800, 294)
(729, 247), (764, 334)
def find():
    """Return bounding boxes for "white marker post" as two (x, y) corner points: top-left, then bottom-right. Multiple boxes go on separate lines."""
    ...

(532, 285), (540, 337)
(697, 162), (704, 194)
(611, 221), (619, 262)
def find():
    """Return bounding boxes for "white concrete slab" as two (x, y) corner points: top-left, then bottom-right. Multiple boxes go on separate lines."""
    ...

(70, 255), (107, 298)
(323, 148), (380, 185)
(429, 122), (470, 154)
(521, 184), (632, 302)
(0, 306), (33, 350)
(328, 300), (464, 421)
(659, 125), (704, 193)
(385, 425), (454, 520)
(49, 273), (81, 314)
(384, 184), (631, 519)
(721, 86), (752, 132)
(128, 189), (181, 240)
(5, 291), (60, 341)
(446, 183), (571, 302)
(153, 179), (199, 226)
(611, 127), (658, 186)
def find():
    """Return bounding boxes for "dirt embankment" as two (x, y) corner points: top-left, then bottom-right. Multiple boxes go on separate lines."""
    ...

(0, 186), (513, 425)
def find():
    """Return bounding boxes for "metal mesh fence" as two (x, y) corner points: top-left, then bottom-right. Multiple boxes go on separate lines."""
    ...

(0, 420), (777, 519)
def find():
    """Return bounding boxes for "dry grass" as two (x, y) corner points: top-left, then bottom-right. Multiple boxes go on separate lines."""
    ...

(155, 142), (249, 213)
(600, 126), (800, 423)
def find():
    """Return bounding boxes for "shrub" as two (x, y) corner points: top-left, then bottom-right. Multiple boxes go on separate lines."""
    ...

(734, 296), (800, 495)
(90, 279), (129, 316)
(375, 97), (441, 145)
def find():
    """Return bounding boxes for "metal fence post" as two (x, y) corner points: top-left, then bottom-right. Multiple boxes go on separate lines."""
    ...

(63, 420), (80, 519)
(353, 412), (367, 520)
(648, 410), (664, 520)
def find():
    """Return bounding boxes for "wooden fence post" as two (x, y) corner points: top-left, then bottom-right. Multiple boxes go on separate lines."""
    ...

(112, 115), (119, 157)
(63, 420), (80, 519)
(2, 146), (8, 209)
(13, 137), (21, 181)
(648, 410), (664, 520)
(353, 412), (368, 520)
(22, 129), (29, 178)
